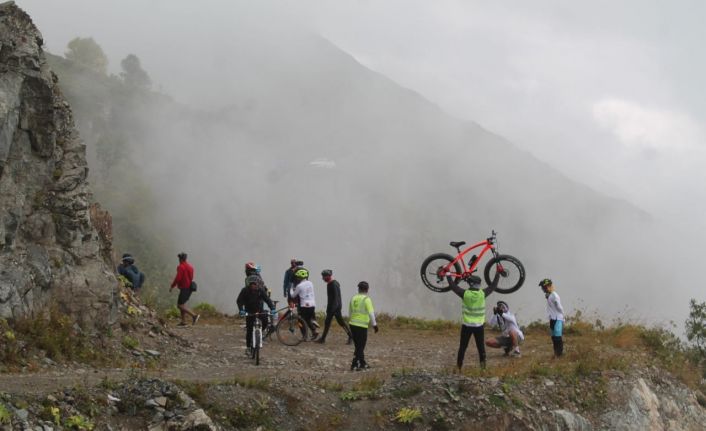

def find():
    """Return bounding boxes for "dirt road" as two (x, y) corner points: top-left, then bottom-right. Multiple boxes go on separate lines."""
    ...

(0, 319), (542, 395)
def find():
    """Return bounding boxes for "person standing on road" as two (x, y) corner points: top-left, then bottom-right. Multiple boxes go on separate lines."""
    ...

(170, 252), (200, 326)
(289, 268), (319, 340)
(539, 278), (564, 357)
(348, 281), (378, 371)
(282, 258), (303, 298)
(316, 269), (352, 344)
(486, 300), (524, 357)
(448, 273), (500, 370)
(237, 275), (276, 353)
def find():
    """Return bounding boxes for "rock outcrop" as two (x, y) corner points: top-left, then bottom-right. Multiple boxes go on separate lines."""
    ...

(0, 1), (116, 326)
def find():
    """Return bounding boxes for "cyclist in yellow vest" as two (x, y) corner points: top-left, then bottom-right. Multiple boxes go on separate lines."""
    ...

(348, 281), (378, 371)
(449, 273), (500, 370)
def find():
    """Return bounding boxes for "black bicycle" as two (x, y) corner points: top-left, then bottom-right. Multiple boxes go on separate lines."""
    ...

(274, 304), (308, 346)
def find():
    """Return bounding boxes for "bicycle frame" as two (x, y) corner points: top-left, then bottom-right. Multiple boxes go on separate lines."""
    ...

(442, 235), (499, 278)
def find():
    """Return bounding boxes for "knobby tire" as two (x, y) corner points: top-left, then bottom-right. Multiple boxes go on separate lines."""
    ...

(420, 253), (462, 292)
(483, 254), (525, 294)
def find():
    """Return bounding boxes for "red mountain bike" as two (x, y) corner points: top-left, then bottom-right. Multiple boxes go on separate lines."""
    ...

(420, 230), (525, 294)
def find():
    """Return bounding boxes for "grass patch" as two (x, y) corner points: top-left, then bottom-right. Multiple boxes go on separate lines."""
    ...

(232, 376), (270, 390)
(392, 384), (423, 399)
(193, 303), (223, 318)
(318, 380), (344, 392)
(0, 308), (112, 369)
(121, 335), (139, 349)
(376, 313), (457, 331)
(341, 376), (385, 401)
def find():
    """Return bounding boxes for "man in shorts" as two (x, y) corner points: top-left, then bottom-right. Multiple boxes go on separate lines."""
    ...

(170, 252), (199, 326)
(486, 300), (524, 356)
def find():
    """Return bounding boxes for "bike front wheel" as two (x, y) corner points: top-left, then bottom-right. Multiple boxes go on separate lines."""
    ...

(484, 254), (525, 294)
(276, 314), (307, 346)
(420, 253), (462, 292)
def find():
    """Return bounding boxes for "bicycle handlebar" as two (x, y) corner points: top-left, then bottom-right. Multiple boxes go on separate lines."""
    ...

(487, 229), (497, 245)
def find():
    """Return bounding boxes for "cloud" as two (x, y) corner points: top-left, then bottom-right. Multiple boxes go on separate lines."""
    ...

(592, 98), (703, 151)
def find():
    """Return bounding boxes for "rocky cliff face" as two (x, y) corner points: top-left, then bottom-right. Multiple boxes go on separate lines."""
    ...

(0, 1), (115, 326)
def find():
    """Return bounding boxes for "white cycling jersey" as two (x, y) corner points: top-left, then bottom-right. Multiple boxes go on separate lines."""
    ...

(290, 280), (316, 308)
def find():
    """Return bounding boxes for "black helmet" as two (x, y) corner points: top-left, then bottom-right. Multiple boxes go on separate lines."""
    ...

(357, 281), (369, 291)
(178, 252), (188, 261)
(321, 269), (333, 277)
(246, 275), (260, 286)
(539, 278), (552, 289)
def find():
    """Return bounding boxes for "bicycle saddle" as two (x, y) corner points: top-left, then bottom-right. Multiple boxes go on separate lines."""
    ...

(449, 241), (466, 248)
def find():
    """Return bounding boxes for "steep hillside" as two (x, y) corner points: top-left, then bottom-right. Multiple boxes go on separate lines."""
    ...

(46, 18), (668, 321)
(0, 2), (116, 326)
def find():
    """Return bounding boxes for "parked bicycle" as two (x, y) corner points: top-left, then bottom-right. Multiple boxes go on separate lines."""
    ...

(420, 230), (525, 294)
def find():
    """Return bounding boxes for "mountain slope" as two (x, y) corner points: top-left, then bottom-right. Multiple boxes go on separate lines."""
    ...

(47, 27), (668, 321)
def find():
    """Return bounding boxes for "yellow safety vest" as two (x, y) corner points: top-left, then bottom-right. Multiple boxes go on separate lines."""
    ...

(462, 289), (486, 325)
(349, 294), (374, 328)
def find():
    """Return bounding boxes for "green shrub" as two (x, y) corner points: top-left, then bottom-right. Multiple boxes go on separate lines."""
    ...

(0, 404), (10, 424)
(162, 306), (180, 319)
(121, 335), (139, 349)
(395, 407), (422, 424)
(193, 303), (222, 318)
(65, 414), (94, 430)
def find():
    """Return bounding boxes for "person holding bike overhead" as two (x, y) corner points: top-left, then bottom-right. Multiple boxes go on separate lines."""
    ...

(238, 275), (276, 354)
(448, 273), (500, 370)
(289, 268), (319, 340)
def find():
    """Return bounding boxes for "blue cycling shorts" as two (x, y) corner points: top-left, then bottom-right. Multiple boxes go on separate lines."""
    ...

(550, 319), (563, 337)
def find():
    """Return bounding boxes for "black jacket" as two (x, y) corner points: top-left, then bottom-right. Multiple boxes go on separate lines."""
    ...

(237, 286), (274, 313)
(326, 279), (343, 313)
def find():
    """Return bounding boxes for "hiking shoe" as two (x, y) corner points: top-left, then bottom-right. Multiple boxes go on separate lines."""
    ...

(192, 314), (201, 326)
(359, 363), (370, 370)
(511, 349), (521, 357)
(315, 338), (326, 344)
(177, 322), (188, 327)
(310, 332), (319, 341)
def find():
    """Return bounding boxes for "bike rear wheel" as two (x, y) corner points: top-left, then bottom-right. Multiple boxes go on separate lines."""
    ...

(420, 253), (462, 292)
(276, 313), (307, 346)
(484, 254), (525, 294)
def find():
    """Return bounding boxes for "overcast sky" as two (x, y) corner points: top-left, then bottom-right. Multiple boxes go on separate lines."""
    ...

(17, 1), (706, 319)
(20, 0), (706, 230)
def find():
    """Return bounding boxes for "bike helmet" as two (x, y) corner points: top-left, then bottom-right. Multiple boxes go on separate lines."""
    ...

(245, 262), (257, 271)
(246, 275), (260, 286)
(496, 301), (509, 312)
(294, 268), (309, 279)
(177, 252), (187, 261)
(539, 278), (552, 288)
(357, 281), (369, 291)
(321, 269), (333, 277)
